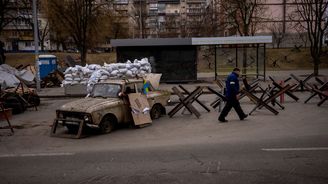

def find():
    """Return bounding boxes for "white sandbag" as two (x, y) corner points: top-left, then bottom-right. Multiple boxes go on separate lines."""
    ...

(64, 67), (73, 74)
(71, 81), (79, 85)
(105, 66), (113, 73)
(118, 68), (128, 74)
(99, 69), (110, 76)
(126, 70), (134, 77)
(65, 74), (72, 78)
(100, 75), (108, 80)
(139, 70), (146, 76)
(82, 67), (91, 75)
(111, 70), (118, 76)
(130, 67), (138, 72)
(126, 64), (132, 69)
(88, 64), (101, 70)
(62, 81), (72, 86)
(117, 63), (126, 69)
(132, 63), (141, 69)
(139, 60), (149, 66)
(110, 64), (118, 70)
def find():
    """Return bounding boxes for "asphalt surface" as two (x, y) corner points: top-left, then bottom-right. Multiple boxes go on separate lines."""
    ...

(1, 139), (328, 184)
(1, 80), (328, 183)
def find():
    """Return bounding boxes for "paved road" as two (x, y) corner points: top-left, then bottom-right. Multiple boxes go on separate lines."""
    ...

(1, 91), (328, 183)
(1, 136), (328, 184)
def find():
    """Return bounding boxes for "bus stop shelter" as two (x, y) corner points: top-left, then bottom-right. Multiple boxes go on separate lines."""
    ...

(111, 38), (196, 82)
(111, 36), (272, 82)
(192, 36), (272, 80)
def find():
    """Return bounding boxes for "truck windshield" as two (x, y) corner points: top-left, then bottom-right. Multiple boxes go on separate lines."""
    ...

(91, 84), (122, 98)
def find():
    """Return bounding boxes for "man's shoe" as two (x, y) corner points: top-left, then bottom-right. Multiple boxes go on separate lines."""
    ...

(240, 114), (248, 120)
(219, 118), (228, 123)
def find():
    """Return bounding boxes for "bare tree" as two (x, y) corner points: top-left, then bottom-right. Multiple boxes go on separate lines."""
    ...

(48, 0), (110, 65)
(291, 22), (308, 48)
(268, 22), (285, 48)
(221, 0), (267, 36)
(221, 0), (267, 75)
(106, 10), (130, 39)
(293, 0), (328, 75)
(130, 1), (147, 38)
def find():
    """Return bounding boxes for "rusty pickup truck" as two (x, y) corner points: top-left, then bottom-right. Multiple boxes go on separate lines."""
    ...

(52, 79), (170, 138)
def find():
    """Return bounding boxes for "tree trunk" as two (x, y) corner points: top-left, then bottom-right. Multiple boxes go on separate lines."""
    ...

(80, 48), (87, 66)
(313, 58), (319, 76)
(40, 41), (44, 51)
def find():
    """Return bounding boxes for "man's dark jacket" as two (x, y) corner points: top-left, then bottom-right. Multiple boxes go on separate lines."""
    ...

(225, 72), (239, 99)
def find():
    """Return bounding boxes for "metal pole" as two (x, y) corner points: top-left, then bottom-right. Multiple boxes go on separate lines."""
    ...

(214, 45), (217, 80)
(264, 44), (266, 81)
(139, 0), (142, 38)
(33, 0), (41, 91)
(256, 44), (259, 78)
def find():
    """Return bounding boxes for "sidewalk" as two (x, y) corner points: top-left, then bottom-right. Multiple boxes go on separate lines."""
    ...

(38, 69), (328, 98)
(197, 69), (328, 81)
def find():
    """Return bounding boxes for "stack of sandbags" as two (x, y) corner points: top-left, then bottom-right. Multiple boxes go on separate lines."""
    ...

(86, 58), (152, 93)
(102, 58), (151, 80)
(61, 58), (152, 92)
(62, 64), (101, 86)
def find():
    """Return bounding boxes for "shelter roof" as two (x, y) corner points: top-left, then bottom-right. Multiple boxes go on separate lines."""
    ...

(111, 36), (272, 47)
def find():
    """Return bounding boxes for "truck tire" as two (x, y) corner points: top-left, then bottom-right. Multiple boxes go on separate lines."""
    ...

(99, 115), (117, 134)
(150, 104), (163, 120)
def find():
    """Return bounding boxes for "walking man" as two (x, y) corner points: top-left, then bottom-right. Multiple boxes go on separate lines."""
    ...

(218, 68), (248, 122)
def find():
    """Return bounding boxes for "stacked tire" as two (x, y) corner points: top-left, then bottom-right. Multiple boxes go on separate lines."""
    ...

(3, 94), (26, 114)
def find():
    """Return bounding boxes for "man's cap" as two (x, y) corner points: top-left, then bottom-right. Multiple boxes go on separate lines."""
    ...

(233, 67), (240, 72)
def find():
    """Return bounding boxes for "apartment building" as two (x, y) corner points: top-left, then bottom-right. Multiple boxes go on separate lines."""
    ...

(0, 0), (50, 51)
(112, 0), (207, 38)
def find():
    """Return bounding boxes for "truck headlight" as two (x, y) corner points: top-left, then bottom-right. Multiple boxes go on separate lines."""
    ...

(84, 115), (90, 121)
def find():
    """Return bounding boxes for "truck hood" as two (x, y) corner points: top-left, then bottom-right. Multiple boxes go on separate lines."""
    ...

(58, 97), (121, 113)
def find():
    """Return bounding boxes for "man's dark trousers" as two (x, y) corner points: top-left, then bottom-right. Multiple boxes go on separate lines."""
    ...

(219, 97), (245, 120)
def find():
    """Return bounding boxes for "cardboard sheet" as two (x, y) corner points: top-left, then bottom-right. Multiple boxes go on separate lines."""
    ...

(128, 93), (152, 126)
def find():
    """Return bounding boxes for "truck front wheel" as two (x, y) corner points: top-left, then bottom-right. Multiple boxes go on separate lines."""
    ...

(99, 115), (117, 134)
(150, 104), (163, 120)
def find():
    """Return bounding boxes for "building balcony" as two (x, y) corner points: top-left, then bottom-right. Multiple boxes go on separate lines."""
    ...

(148, 12), (158, 16)
(186, 12), (203, 15)
(20, 36), (34, 41)
(4, 24), (31, 30)
(113, 0), (129, 4)
(157, 0), (180, 4)
(186, 0), (205, 4)
(149, 7), (158, 11)
(149, 3), (158, 9)
(133, 0), (146, 3)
